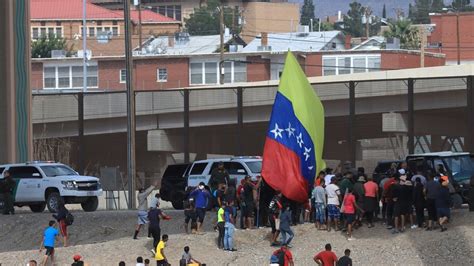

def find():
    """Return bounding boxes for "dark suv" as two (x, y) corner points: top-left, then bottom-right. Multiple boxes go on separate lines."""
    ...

(159, 164), (190, 209)
(372, 160), (404, 184)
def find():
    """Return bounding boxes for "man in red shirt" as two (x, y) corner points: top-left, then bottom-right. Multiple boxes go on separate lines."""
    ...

(314, 243), (338, 265)
(363, 176), (379, 228)
(272, 244), (294, 266)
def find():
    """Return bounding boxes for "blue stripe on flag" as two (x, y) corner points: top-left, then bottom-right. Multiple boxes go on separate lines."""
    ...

(267, 92), (317, 183)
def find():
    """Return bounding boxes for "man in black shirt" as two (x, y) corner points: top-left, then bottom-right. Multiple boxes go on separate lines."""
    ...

(209, 163), (230, 191)
(391, 176), (402, 234)
(148, 203), (170, 249)
(243, 176), (256, 229)
(337, 249), (352, 266)
(2, 170), (16, 215)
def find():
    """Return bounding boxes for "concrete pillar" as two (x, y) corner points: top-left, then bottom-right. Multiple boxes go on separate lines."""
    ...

(0, 0), (32, 163)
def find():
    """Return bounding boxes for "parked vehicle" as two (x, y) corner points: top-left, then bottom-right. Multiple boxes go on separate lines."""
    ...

(406, 152), (473, 208)
(160, 157), (262, 209)
(0, 161), (103, 213)
(372, 160), (404, 183)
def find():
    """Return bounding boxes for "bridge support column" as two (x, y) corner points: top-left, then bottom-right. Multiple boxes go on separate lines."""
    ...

(348, 81), (356, 166)
(236, 87), (243, 156)
(183, 90), (190, 163)
(407, 78), (415, 154)
(467, 76), (474, 152)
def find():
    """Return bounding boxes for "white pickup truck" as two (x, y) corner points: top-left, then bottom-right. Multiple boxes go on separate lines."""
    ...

(0, 161), (103, 213)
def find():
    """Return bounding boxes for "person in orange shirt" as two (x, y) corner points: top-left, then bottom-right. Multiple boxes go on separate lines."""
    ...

(364, 176), (379, 228)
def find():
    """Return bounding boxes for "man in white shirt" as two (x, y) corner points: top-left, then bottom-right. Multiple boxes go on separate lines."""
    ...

(325, 176), (341, 232)
(324, 168), (335, 188)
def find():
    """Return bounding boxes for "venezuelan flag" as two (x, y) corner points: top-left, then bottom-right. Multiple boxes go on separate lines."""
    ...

(262, 52), (325, 203)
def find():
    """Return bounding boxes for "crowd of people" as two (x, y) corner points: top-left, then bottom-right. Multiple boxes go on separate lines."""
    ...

(24, 160), (466, 266)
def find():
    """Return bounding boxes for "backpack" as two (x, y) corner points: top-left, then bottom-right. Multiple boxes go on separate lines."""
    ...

(275, 249), (286, 266)
(65, 212), (74, 226)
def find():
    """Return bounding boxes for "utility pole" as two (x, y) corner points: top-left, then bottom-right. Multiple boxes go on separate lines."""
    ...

(124, 0), (136, 209)
(82, 0), (87, 93)
(219, 2), (224, 85)
(456, 12), (460, 65)
(420, 27), (426, 67)
(364, 7), (372, 39)
(137, 0), (142, 50)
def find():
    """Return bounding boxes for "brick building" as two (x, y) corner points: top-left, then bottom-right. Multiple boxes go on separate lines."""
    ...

(31, 0), (181, 56)
(30, 50), (445, 91)
(427, 12), (474, 64)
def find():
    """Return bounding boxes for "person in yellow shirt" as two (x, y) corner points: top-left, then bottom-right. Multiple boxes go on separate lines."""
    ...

(216, 202), (225, 249)
(155, 234), (168, 266)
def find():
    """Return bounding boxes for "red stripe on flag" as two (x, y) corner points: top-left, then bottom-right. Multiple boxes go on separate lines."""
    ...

(262, 137), (309, 203)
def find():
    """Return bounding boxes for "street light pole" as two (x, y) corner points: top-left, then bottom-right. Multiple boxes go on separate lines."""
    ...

(124, 0), (137, 209)
(137, 0), (142, 50)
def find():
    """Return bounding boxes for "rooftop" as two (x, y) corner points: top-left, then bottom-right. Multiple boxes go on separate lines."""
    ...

(138, 34), (234, 55)
(30, 0), (177, 23)
(242, 31), (344, 53)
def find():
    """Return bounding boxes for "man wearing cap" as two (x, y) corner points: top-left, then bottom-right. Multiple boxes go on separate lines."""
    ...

(436, 175), (451, 232)
(72, 254), (88, 266)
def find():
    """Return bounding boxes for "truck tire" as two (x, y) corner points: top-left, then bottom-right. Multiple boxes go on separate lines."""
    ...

(451, 194), (463, 209)
(46, 192), (62, 213)
(29, 203), (46, 213)
(81, 196), (98, 212)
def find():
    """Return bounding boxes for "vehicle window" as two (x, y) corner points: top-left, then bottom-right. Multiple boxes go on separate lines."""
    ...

(40, 165), (77, 177)
(227, 162), (248, 175)
(443, 156), (474, 182)
(210, 162), (229, 173)
(190, 163), (207, 175)
(434, 159), (446, 174)
(8, 166), (42, 179)
(162, 164), (189, 179)
(245, 161), (262, 174)
(0, 167), (4, 176)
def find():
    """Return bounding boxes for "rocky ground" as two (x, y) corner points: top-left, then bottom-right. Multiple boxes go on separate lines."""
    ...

(0, 207), (473, 265)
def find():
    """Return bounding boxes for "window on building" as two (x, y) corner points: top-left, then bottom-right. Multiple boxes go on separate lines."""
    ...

(32, 26), (64, 39)
(234, 61), (246, 83)
(353, 57), (366, 73)
(223, 62), (232, 84)
(322, 57), (336, 76)
(44, 67), (56, 89)
(157, 68), (168, 82)
(367, 56), (381, 72)
(156, 5), (182, 20)
(190, 63), (203, 84)
(57, 66), (70, 88)
(338, 57), (351, 75)
(120, 69), (126, 83)
(81, 26), (119, 37)
(205, 62), (218, 84)
(43, 64), (98, 89)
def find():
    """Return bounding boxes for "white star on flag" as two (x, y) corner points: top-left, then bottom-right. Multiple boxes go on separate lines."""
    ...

(296, 133), (304, 148)
(304, 146), (312, 161)
(285, 123), (295, 138)
(270, 123), (284, 139)
(308, 166), (314, 170)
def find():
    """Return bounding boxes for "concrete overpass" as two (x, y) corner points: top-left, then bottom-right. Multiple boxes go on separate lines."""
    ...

(31, 64), (474, 176)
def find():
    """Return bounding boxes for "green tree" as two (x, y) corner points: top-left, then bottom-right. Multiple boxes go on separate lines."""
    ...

(300, 0), (316, 26)
(342, 1), (365, 37)
(451, 0), (474, 11)
(31, 35), (69, 58)
(410, 0), (431, 24)
(382, 4), (387, 19)
(383, 20), (420, 49)
(431, 0), (445, 12)
(184, 0), (241, 36)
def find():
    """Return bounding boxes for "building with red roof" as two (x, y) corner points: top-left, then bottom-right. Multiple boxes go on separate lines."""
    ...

(30, 0), (181, 56)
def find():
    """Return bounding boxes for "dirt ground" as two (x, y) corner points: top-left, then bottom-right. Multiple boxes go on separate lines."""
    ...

(0, 207), (473, 265)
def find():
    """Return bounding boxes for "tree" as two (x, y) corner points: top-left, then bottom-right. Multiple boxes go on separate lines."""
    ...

(184, 0), (241, 36)
(382, 4), (387, 19)
(410, 0), (432, 24)
(31, 35), (69, 58)
(342, 1), (380, 38)
(451, 0), (474, 11)
(383, 20), (420, 49)
(342, 1), (365, 37)
(431, 0), (445, 12)
(300, 0), (316, 26)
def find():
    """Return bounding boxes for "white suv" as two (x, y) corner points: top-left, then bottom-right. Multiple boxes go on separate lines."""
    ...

(187, 157), (262, 188)
(0, 161), (103, 213)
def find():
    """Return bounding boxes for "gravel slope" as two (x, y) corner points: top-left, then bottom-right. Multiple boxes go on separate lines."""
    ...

(0, 208), (473, 265)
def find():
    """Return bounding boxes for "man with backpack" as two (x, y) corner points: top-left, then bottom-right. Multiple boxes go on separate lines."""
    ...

(271, 244), (294, 266)
(53, 200), (73, 247)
